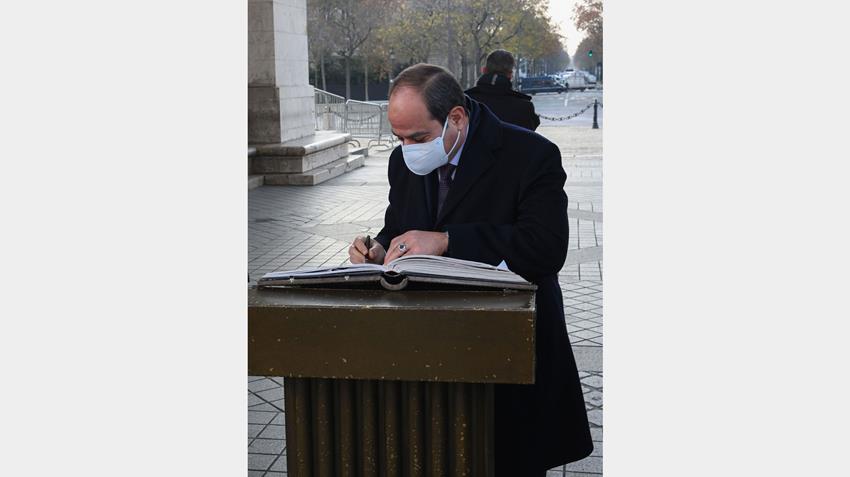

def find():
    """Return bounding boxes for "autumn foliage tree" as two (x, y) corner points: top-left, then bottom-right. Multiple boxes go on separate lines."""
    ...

(307, 0), (572, 96)
(572, 0), (602, 39)
(572, 0), (602, 74)
(503, 3), (566, 79)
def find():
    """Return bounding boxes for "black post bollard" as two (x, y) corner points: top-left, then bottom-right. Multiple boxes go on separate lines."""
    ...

(592, 99), (599, 129)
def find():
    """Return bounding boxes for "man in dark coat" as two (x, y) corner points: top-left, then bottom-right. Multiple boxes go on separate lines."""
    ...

(466, 49), (540, 131)
(349, 64), (592, 476)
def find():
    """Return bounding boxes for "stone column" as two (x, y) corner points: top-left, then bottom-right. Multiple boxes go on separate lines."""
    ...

(248, 0), (363, 187)
(248, 0), (315, 144)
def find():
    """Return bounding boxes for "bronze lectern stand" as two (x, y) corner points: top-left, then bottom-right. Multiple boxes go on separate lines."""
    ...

(248, 287), (536, 477)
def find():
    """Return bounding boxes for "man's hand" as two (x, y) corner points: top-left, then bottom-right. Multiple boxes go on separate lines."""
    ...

(349, 236), (386, 264)
(384, 230), (449, 264)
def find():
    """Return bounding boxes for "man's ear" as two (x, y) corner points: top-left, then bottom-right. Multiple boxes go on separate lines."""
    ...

(481, 66), (487, 74)
(449, 105), (466, 127)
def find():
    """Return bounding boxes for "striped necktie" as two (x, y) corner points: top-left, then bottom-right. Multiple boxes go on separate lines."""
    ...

(437, 163), (456, 217)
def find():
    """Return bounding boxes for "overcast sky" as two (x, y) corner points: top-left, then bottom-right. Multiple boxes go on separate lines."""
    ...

(547, 0), (583, 57)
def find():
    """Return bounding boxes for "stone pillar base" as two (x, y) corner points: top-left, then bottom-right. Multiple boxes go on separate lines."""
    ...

(250, 131), (365, 186)
(248, 85), (315, 144)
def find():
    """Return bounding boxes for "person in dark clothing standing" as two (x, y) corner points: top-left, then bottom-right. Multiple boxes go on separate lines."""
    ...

(466, 49), (541, 131)
(349, 63), (592, 476)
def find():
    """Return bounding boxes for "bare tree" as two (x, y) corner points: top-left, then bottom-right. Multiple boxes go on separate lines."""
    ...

(307, 0), (338, 91)
(382, 0), (444, 66)
(328, 0), (385, 99)
(359, 6), (400, 101)
(447, 0), (536, 87)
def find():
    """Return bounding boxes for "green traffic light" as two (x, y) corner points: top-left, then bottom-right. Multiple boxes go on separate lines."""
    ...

(588, 50), (593, 57)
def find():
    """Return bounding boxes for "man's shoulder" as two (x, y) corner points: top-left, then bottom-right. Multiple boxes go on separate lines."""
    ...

(466, 85), (532, 102)
(498, 119), (550, 142)
(387, 145), (408, 177)
(465, 85), (483, 95)
(388, 144), (404, 164)
(505, 89), (533, 101)
(493, 119), (558, 159)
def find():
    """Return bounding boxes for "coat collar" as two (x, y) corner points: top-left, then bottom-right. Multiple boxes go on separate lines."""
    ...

(466, 76), (533, 101)
(434, 96), (503, 226)
(476, 72), (513, 89)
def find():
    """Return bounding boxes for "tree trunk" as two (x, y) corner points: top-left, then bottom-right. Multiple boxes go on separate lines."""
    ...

(460, 55), (468, 89)
(320, 50), (327, 91)
(446, 0), (455, 75)
(345, 55), (351, 100)
(387, 58), (393, 98)
(475, 46), (483, 79)
(364, 59), (369, 101)
(513, 51), (519, 89)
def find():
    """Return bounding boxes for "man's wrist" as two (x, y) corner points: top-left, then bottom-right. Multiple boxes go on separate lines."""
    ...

(443, 231), (450, 255)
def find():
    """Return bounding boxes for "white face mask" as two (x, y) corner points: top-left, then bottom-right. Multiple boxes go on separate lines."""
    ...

(401, 115), (461, 176)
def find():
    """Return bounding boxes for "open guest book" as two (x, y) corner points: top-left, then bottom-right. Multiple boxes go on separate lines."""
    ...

(257, 254), (536, 291)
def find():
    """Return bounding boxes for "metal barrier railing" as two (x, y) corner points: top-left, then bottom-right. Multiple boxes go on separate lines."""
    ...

(314, 88), (346, 131)
(344, 99), (387, 149)
(314, 88), (398, 150)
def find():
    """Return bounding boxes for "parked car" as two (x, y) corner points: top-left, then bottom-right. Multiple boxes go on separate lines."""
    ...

(519, 76), (567, 95)
(562, 71), (595, 91)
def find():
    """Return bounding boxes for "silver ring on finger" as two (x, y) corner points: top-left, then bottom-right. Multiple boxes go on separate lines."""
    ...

(398, 242), (407, 253)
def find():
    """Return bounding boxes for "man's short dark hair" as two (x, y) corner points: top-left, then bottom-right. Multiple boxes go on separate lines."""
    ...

(485, 50), (515, 76)
(389, 63), (465, 126)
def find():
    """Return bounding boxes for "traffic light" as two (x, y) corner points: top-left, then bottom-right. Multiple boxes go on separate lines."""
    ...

(588, 50), (593, 57)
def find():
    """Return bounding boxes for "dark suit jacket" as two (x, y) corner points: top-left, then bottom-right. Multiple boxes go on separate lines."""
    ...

(465, 73), (541, 131)
(375, 97), (592, 473)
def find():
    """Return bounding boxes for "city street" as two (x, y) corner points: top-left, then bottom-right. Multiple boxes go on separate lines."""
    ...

(248, 96), (603, 476)
(533, 89), (604, 128)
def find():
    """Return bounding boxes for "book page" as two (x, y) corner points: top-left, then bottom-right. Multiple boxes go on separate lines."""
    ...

(261, 263), (386, 280)
(385, 255), (529, 285)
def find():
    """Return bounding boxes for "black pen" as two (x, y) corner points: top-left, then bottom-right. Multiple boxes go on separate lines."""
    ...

(364, 235), (371, 253)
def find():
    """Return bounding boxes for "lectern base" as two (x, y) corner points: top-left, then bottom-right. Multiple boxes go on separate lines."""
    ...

(284, 377), (495, 477)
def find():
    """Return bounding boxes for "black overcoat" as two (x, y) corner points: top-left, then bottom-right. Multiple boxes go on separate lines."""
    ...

(465, 73), (541, 131)
(374, 98), (593, 474)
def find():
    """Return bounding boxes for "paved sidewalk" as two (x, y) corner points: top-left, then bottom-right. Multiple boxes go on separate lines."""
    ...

(248, 125), (603, 476)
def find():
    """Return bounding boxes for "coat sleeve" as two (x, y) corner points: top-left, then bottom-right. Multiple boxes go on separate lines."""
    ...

(374, 149), (402, 251)
(374, 201), (397, 252)
(443, 142), (569, 283)
(529, 102), (540, 131)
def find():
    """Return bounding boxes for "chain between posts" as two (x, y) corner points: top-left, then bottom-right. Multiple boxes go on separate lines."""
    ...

(538, 102), (595, 121)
